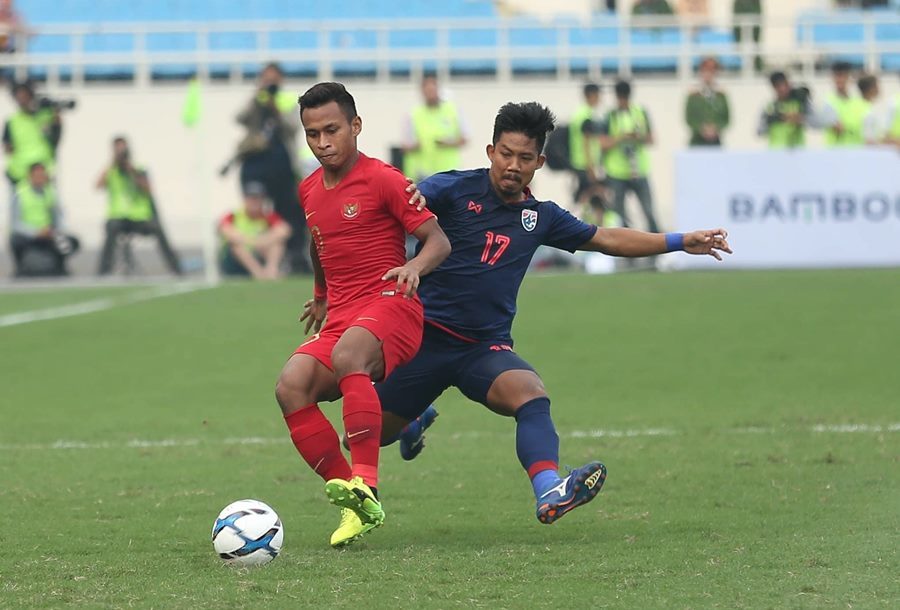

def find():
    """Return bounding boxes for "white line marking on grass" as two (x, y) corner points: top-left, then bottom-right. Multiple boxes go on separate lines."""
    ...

(0, 282), (211, 329)
(568, 428), (677, 438)
(811, 423), (900, 433)
(1, 424), (897, 452)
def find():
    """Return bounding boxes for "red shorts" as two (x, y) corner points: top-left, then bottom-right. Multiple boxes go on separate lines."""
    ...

(293, 294), (424, 379)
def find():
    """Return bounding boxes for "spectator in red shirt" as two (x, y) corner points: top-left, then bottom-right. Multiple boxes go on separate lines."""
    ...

(218, 182), (291, 279)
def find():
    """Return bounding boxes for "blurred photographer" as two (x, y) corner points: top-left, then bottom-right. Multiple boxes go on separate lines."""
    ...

(2, 81), (70, 187)
(96, 136), (182, 276)
(758, 71), (810, 149)
(9, 161), (79, 277)
(232, 62), (307, 273)
(599, 80), (660, 233)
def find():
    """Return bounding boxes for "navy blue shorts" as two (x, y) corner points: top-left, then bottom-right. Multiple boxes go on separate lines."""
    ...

(375, 323), (536, 421)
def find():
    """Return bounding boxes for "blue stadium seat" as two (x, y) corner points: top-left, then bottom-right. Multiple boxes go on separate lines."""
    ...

(508, 20), (558, 73)
(269, 30), (319, 76)
(83, 33), (136, 79)
(693, 28), (740, 71)
(329, 29), (378, 76)
(147, 32), (198, 79)
(797, 11), (866, 67)
(876, 21), (900, 71)
(388, 29), (438, 74)
(568, 18), (621, 73)
(448, 28), (497, 74)
(630, 28), (681, 72)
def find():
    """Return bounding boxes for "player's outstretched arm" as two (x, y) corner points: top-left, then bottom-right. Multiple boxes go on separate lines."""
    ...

(580, 227), (732, 260)
(382, 218), (451, 298)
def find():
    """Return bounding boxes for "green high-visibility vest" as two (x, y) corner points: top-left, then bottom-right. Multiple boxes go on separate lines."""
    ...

(256, 90), (296, 114)
(765, 99), (806, 149)
(222, 209), (270, 255)
(5, 110), (56, 182)
(16, 182), (56, 230)
(824, 94), (868, 147)
(603, 105), (650, 180)
(403, 101), (462, 179)
(890, 95), (900, 139)
(568, 103), (601, 171)
(106, 166), (154, 221)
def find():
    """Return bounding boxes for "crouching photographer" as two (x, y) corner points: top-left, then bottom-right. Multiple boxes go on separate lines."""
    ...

(758, 71), (811, 149)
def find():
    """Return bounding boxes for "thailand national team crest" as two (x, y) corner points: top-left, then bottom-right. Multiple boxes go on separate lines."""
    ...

(342, 201), (360, 220)
(521, 209), (538, 232)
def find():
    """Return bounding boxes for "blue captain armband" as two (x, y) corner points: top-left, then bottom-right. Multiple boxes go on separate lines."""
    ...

(665, 232), (684, 252)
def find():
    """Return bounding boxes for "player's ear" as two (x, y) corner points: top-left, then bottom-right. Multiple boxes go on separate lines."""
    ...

(485, 143), (494, 161)
(536, 154), (545, 170)
(351, 115), (362, 137)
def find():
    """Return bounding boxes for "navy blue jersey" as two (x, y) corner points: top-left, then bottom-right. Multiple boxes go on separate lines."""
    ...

(417, 168), (597, 342)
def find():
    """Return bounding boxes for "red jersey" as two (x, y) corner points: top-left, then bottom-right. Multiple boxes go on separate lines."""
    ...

(298, 153), (435, 312)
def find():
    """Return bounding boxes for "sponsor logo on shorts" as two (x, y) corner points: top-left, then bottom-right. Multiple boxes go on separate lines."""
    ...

(381, 290), (396, 297)
(468, 201), (483, 214)
(342, 201), (360, 220)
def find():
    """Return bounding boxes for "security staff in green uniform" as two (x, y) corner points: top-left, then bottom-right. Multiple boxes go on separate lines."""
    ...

(685, 57), (730, 147)
(3, 82), (61, 186)
(568, 83), (606, 217)
(96, 136), (182, 275)
(9, 162), (79, 276)
(235, 62), (307, 273)
(403, 74), (468, 181)
(599, 80), (660, 233)
(757, 71), (809, 149)
(820, 61), (869, 147)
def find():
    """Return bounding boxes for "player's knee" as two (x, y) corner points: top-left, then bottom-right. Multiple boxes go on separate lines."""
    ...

(274, 371), (313, 415)
(330, 345), (371, 379)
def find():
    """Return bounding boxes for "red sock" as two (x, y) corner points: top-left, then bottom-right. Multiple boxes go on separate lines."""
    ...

(338, 373), (382, 487)
(284, 404), (351, 482)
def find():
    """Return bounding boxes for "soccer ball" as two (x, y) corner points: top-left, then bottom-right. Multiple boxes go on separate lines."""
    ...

(211, 499), (284, 567)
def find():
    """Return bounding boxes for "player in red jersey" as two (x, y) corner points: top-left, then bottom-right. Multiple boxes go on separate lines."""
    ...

(275, 82), (451, 548)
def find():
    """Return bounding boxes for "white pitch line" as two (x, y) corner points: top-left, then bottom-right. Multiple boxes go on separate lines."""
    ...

(0, 282), (211, 329)
(0, 424), (896, 452)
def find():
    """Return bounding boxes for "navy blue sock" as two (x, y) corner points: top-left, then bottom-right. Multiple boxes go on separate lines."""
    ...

(514, 397), (562, 499)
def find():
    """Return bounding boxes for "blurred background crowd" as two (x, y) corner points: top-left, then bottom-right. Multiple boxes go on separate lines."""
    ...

(0, 0), (897, 279)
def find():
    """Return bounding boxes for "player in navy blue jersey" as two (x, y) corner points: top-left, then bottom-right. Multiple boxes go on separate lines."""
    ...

(375, 102), (731, 524)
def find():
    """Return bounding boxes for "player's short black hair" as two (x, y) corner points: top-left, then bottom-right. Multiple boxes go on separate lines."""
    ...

(298, 82), (358, 123)
(832, 60), (852, 74)
(614, 80), (631, 99)
(583, 83), (600, 97)
(492, 102), (556, 154)
(770, 71), (788, 87)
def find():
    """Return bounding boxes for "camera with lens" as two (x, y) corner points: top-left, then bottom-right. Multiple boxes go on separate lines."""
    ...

(788, 85), (812, 112)
(38, 96), (77, 111)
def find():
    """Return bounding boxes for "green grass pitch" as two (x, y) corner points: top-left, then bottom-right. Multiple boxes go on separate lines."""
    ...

(1, 269), (898, 608)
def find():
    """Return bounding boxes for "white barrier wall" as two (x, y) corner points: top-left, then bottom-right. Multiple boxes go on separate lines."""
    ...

(675, 149), (900, 269)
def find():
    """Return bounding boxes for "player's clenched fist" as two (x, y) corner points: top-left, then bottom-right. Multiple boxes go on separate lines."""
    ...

(683, 228), (732, 261)
(299, 298), (327, 334)
(383, 265), (422, 298)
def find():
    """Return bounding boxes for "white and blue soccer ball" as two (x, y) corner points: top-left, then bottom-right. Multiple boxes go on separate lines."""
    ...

(212, 499), (284, 567)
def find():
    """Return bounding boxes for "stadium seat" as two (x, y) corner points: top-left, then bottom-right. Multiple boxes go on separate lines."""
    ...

(448, 28), (497, 74)
(797, 11), (865, 67)
(83, 33), (136, 79)
(693, 29), (740, 71)
(388, 29), (439, 75)
(630, 28), (681, 72)
(147, 33), (198, 79)
(268, 30), (319, 77)
(508, 19), (558, 74)
(568, 17), (621, 73)
(329, 29), (378, 77)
